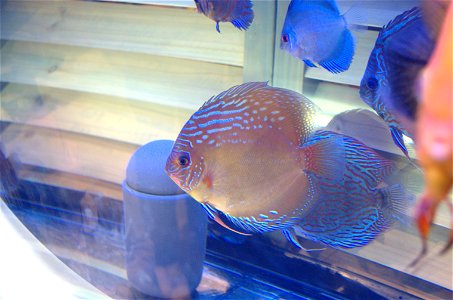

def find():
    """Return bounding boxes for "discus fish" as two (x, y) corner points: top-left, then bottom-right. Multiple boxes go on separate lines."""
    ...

(194, 0), (254, 33)
(280, 0), (355, 73)
(412, 1), (453, 265)
(296, 131), (408, 249)
(165, 82), (346, 236)
(360, 7), (428, 158)
(382, 9), (434, 124)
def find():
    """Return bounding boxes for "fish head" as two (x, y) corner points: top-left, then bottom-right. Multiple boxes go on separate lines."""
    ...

(165, 137), (205, 196)
(280, 13), (298, 54)
(359, 46), (388, 108)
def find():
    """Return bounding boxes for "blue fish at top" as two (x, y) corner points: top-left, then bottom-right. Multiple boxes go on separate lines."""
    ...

(194, 0), (254, 33)
(280, 0), (355, 74)
(359, 7), (434, 158)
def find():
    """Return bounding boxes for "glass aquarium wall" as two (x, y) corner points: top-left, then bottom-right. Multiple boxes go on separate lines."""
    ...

(1, 0), (452, 299)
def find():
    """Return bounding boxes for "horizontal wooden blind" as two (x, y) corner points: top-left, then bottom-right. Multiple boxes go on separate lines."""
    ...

(1, 0), (245, 187)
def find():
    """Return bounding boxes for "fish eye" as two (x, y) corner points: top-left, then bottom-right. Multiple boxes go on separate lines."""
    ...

(366, 77), (378, 90)
(177, 155), (190, 167)
(281, 34), (289, 43)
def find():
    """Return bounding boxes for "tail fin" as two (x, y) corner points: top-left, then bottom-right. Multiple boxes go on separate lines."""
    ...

(319, 28), (355, 73)
(379, 184), (413, 226)
(230, 0), (254, 31)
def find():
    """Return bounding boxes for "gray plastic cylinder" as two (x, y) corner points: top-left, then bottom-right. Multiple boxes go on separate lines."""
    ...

(123, 140), (208, 298)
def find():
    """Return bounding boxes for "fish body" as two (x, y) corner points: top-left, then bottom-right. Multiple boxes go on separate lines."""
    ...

(413, 1), (453, 261)
(359, 7), (433, 158)
(166, 82), (346, 235)
(296, 131), (407, 248)
(280, 0), (355, 73)
(194, 0), (254, 33)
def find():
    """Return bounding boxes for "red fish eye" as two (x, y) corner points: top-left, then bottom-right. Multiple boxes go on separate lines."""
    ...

(178, 156), (190, 166)
(281, 34), (289, 43)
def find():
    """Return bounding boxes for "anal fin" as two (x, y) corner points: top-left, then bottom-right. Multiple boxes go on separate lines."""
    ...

(303, 59), (317, 68)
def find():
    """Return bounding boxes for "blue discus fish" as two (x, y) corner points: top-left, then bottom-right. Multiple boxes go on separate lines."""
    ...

(194, 0), (254, 33)
(294, 131), (408, 249)
(359, 7), (434, 158)
(280, 0), (355, 73)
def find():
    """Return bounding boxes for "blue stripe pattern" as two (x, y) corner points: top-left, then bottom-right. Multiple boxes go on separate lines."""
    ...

(296, 130), (402, 248)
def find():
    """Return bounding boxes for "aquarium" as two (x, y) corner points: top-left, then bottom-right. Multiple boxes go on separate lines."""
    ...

(1, 0), (452, 299)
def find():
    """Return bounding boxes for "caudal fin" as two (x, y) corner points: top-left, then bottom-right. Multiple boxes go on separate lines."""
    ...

(319, 28), (355, 73)
(379, 184), (412, 226)
(230, 0), (254, 31)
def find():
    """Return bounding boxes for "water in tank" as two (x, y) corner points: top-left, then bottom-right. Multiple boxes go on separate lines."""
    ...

(1, 0), (452, 299)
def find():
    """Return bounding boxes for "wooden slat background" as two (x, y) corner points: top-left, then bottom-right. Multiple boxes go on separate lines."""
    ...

(1, 0), (243, 66)
(1, 40), (242, 110)
(1, 83), (192, 144)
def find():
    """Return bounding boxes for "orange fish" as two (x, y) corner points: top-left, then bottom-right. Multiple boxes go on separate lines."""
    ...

(413, 0), (453, 264)
(165, 82), (346, 235)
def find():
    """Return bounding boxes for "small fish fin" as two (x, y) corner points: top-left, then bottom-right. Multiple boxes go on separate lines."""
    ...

(381, 7), (422, 40)
(230, 0), (254, 31)
(300, 131), (345, 181)
(214, 214), (252, 236)
(282, 228), (303, 248)
(216, 21), (220, 33)
(318, 28), (355, 74)
(303, 59), (317, 68)
(390, 126), (410, 158)
(201, 203), (252, 236)
(282, 228), (326, 251)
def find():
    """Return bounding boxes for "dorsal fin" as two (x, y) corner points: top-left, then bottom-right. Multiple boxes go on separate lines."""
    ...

(289, 0), (340, 15)
(200, 82), (269, 109)
(379, 7), (422, 42)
